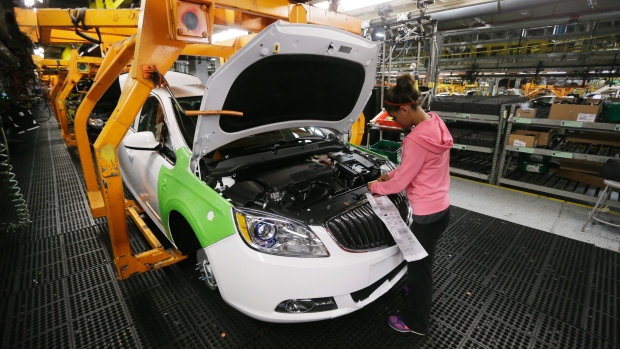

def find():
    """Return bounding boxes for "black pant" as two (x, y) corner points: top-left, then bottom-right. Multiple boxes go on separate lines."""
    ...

(400, 208), (450, 334)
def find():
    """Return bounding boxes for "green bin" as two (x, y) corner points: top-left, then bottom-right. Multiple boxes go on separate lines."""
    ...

(370, 140), (402, 163)
(601, 100), (620, 123)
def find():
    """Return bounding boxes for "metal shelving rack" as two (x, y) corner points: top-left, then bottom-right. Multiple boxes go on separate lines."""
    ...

(497, 116), (620, 208)
(438, 106), (512, 184)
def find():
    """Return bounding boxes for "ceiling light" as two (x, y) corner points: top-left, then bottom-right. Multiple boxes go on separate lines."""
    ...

(211, 29), (248, 43)
(313, 0), (394, 12)
(24, 0), (42, 7)
(370, 26), (385, 41)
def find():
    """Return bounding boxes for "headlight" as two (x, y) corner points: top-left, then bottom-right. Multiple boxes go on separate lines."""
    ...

(88, 117), (105, 127)
(234, 208), (329, 257)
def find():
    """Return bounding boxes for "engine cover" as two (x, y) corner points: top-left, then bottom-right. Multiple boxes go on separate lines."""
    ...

(253, 161), (333, 191)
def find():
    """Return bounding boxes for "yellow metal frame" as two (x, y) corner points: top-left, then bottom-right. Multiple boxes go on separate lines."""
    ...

(15, 3), (360, 45)
(56, 0), (361, 280)
(33, 57), (71, 112)
(52, 50), (111, 146)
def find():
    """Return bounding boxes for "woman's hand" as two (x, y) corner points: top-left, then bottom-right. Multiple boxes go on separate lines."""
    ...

(378, 174), (391, 182)
(368, 174), (391, 191)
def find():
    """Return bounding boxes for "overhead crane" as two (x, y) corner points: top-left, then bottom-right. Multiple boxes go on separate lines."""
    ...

(15, 2), (362, 46)
(26, 0), (362, 280)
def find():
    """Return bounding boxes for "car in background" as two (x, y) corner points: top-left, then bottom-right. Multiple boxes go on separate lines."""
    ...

(85, 78), (122, 143)
(116, 22), (410, 322)
(529, 95), (556, 109)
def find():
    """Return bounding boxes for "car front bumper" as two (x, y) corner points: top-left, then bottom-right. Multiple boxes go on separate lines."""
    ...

(205, 225), (406, 323)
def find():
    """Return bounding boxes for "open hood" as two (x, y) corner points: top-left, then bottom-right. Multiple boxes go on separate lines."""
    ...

(191, 21), (378, 168)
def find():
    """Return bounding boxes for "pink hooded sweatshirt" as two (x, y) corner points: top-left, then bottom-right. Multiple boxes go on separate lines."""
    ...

(370, 112), (453, 216)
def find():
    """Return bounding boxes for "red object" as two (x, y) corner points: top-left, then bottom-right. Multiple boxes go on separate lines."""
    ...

(376, 111), (402, 128)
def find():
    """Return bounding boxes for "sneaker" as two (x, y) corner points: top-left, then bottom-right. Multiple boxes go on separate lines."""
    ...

(387, 316), (427, 335)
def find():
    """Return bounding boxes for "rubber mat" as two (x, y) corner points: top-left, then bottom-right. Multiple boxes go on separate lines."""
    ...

(0, 118), (618, 348)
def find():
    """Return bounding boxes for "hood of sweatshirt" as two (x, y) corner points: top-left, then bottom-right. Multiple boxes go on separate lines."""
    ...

(410, 112), (454, 154)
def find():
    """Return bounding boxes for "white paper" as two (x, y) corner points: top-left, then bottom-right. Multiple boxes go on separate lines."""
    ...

(513, 139), (526, 147)
(576, 113), (596, 122)
(366, 193), (428, 262)
(526, 164), (541, 172)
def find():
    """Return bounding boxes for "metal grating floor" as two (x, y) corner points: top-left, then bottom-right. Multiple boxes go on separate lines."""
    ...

(1, 119), (618, 349)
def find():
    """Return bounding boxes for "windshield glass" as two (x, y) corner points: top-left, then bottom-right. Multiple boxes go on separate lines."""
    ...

(173, 96), (203, 148)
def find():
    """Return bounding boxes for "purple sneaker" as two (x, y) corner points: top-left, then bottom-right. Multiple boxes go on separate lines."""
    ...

(387, 316), (427, 335)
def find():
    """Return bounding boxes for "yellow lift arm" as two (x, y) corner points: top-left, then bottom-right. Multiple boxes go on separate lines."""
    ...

(69, 0), (361, 280)
(51, 50), (109, 146)
(33, 57), (69, 102)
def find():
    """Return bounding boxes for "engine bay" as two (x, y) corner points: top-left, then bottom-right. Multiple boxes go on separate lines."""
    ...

(203, 147), (392, 223)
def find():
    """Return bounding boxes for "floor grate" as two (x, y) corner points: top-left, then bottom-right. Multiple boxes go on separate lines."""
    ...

(0, 118), (617, 349)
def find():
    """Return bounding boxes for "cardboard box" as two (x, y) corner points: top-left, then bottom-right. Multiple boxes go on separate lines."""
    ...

(516, 108), (537, 118)
(508, 133), (538, 148)
(556, 169), (607, 189)
(513, 129), (556, 147)
(548, 103), (602, 121)
(565, 131), (620, 147)
(560, 159), (604, 175)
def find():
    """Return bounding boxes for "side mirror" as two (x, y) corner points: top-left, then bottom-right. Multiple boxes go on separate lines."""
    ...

(124, 131), (162, 151)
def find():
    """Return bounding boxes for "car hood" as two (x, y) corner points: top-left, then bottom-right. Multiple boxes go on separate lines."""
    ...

(190, 21), (378, 169)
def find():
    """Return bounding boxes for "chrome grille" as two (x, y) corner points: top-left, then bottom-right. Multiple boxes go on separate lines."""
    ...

(325, 194), (410, 251)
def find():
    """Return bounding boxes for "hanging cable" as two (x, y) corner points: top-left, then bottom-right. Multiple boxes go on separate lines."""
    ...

(0, 125), (30, 233)
(68, 8), (102, 45)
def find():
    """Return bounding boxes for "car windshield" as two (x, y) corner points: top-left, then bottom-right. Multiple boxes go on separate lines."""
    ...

(173, 96), (203, 147)
(172, 96), (331, 155)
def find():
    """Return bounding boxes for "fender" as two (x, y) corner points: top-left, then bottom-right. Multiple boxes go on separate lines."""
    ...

(158, 147), (235, 248)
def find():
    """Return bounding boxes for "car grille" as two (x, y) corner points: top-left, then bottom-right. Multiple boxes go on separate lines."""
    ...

(325, 194), (409, 251)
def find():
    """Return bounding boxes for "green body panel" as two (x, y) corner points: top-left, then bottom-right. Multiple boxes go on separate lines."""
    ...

(158, 147), (235, 248)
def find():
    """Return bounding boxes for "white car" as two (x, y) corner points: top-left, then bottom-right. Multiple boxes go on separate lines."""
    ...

(118, 21), (410, 322)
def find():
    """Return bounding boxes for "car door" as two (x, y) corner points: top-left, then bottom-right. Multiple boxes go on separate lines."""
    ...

(120, 95), (176, 224)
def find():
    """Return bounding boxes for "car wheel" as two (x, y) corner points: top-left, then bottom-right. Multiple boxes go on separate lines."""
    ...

(196, 248), (217, 290)
(169, 211), (218, 290)
(169, 211), (201, 254)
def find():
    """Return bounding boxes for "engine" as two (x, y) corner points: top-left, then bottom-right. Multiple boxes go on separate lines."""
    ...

(220, 150), (383, 213)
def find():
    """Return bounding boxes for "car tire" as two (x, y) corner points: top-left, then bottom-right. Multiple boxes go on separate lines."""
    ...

(168, 211), (201, 255)
(168, 211), (217, 290)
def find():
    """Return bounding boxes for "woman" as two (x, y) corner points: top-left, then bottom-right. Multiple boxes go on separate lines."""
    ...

(368, 74), (453, 335)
